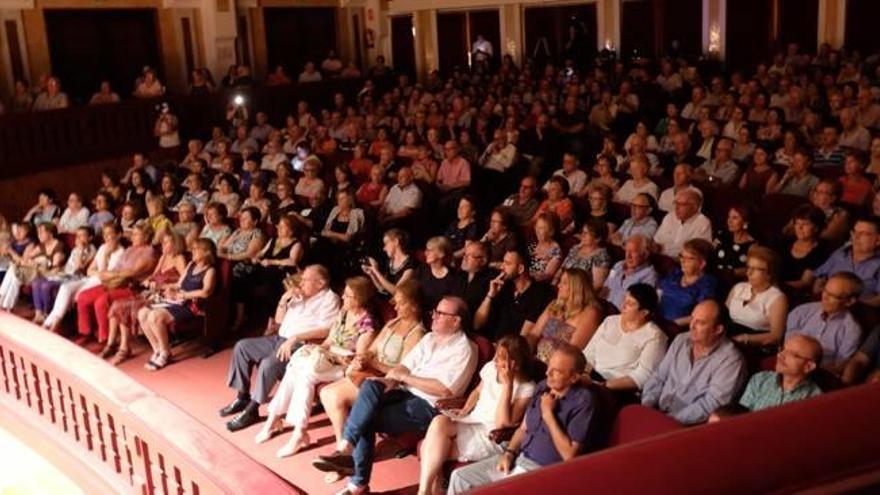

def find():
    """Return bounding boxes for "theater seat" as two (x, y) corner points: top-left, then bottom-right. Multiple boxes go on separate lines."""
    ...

(607, 405), (683, 447)
(170, 258), (232, 352)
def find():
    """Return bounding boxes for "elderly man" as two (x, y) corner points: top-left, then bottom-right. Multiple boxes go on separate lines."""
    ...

(658, 163), (702, 212)
(813, 125), (846, 168)
(839, 107), (871, 152)
(652, 189), (712, 258)
(447, 344), (594, 494)
(312, 296), (477, 495)
(739, 334), (823, 412)
(437, 140), (472, 193)
(786, 271), (863, 373)
(810, 216), (880, 306)
(32, 76), (69, 111)
(502, 176), (540, 225)
(602, 235), (658, 310)
(641, 300), (747, 424)
(545, 153), (588, 197)
(461, 241), (497, 313)
(475, 248), (553, 342)
(695, 137), (739, 185)
(380, 166), (422, 226)
(221, 265), (341, 431)
(480, 129), (518, 174)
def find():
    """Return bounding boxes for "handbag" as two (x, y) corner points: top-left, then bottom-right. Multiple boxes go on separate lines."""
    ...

(293, 344), (337, 374)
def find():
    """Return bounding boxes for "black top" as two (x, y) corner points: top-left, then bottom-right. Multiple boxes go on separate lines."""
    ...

(713, 230), (756, 272)
(444, 220), (480, 254)
(414, 264), (466, 319)
(484, 280), (554, 342)
(780, 239), (831, 283)
(462, 268), (498, 315)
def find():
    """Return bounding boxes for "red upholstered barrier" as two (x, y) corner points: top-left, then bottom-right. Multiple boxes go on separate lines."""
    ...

(471, 384), (880, 495)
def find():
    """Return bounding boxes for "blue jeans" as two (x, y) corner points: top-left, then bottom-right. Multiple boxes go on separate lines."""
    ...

(343, 380), (437, 487)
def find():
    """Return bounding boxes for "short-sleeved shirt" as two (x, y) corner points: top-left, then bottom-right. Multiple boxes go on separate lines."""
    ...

(436, 156), (472, 190)
(785, 302), (862, 367)
(520, 381), (594, 466)
(583, 315), (668, 389)
(739, 371), (822, 412)
(814, 244), (880, 298)
(401, 330), (478, 406)
(383, 183), (423, 215)
(727, 282), (785, 333)
(484, 281), (554, 342)
(604, 261), (658, 310)
(658, 268), (717, 321)
(458, 361), (535, 429)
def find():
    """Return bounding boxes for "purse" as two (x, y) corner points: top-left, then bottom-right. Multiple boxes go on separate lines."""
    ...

(293, 344), (337, 374)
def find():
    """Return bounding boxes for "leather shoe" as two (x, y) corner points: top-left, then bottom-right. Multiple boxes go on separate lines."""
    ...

(226, 408), (260, 432)
(312, 451), (355, 474)
(219, 398), (250, 417)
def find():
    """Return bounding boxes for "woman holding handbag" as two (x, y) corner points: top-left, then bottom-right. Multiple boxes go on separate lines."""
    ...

(254, 276), (377, 458)
(0, 222), (66, 310)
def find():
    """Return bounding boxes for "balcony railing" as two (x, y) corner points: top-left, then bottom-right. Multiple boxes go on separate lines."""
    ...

(0, 312), (299, 495)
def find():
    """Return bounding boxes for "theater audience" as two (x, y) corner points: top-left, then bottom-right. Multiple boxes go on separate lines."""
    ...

(653, 189), (712, 258)
(658, 239), (717, 325)
(739, 334), (823, 411)
(726, 246), (788, 348)
(602, 235), (658, 310)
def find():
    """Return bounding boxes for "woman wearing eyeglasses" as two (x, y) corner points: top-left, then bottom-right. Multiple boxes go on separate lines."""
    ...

(726, 246), (788, 349)
(657, 238), (717, 326)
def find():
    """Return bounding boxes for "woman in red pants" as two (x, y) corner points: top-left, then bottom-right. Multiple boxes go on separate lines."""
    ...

(75, 222), (157, 345)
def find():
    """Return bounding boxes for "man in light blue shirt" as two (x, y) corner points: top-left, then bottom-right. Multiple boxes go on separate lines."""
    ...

(787, 272), (863, 373)
(740, 334), (823, 412)
(642, 300), (747, 425)
(811, 217), (880, 305)
(603, 235), (658, 310)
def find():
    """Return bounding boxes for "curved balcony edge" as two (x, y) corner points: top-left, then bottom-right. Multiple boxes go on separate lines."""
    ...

(0, 311), (299, 495)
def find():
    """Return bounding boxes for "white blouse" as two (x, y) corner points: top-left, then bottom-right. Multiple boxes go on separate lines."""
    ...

(583, 315), (668, 389)
(726, 282), (785, 332)
(457, 361), (535, 429)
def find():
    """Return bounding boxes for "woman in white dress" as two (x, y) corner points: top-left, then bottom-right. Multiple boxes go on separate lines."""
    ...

(417, 335), (535, 495)
(254, 276), (376, 458)
(726, 246), (788, 350)
(582, 283), (668, 393)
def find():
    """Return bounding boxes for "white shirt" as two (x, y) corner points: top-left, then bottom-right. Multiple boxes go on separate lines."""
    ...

(653, 211), (712, 257)
(546, 169), (588, 196)
(98, 243), (126, 271)
(457, 361), (535, 429)
(383, 183), (422, 215)
(615, 179), (659, 203)
(726, 282), (785, 332)
(58, 207), (90, 234)
(658, 185), (702, 212)
(261, 153), (288, 172)
(480, 143), (517, 172)
(278, 288), (341, 339)
(401, 330), (477, 407)
(583, 315), (668, 389)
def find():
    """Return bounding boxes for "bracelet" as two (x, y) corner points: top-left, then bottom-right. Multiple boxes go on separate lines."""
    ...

(503, 447), (518, 456)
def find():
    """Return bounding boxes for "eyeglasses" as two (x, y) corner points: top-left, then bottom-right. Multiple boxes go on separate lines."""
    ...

(777, 348), (813, 362)
(431, 309), (458, 318)
(678, 254), (699, 262)
(745, 265), (767, 272)
(630, 203), (651, 209)
(822, 289), (849, 301)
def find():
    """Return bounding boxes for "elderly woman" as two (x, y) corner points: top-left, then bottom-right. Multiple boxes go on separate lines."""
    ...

(0, 222), (67, 310)
(766, 149), (819, 197)
(780, 205), (831, 292)
(200, 202), (232, 246)
(172, 201), (201, 249)
(806, 179), (850, 243)
(101, 231), (187, 364)
(295, 158), (325, 205)
(256, 276), (376, 457)
(362, 228), (417, 295)
(176, 173), (210, 214)
(30, 226), (95, 324)
(418, 335), (535, 495)
(271, 179), (299, 224)
(612, 193), (658, 246)
(445, 195), (480, 260)
(42, 223), (124, 332)
(57, 192), (90, 235)
(222, 206), (267, 329)
(211, 173), (242, 217)
(532, 176), (574, 233)
(602, 235), (658, 310)
(526, 268), (603, 364)
(583, 183), (622, 234)
(726, 246), (788, 349)
(583, 283), (667, 393)
(88, 192), (116, 234)
(414, 236), (465, 320)
(74, 222), (157, 344)
(559, 218), (612, 290)
(241, 181), (272, 222)
(658, 238), (717, 325)
(528, 212), (562, 283)
(137, 239), (217, 370)
(614, 155), (659, 203)
(713, 205), (756, 277)
(319, 189), (366, 257)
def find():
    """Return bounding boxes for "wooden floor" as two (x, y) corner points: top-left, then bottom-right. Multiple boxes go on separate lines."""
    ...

(106, 337), (423, 495)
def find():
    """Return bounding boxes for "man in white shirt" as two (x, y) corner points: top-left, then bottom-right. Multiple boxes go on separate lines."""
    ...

(479, 129), (517, 173)
(653, 189), (712, 257)
(695, 138), (740, 185)
(313, 296), (478, 494)
(658, 164), (702, 213)
(380, 166), (423, 226)
(472, 34), (494, 64)
(544, 152), (588, 197)
(222, 265), (340, 431)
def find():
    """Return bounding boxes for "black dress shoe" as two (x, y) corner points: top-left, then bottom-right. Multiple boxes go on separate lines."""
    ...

(219, 398), (250, 417)
(226, 408), (260, 432)
(312, 451), (355, 474)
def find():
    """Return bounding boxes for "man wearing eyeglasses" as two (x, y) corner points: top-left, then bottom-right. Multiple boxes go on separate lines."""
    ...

(786, 271), (863, 374)
(313, 296), (477, 495)
(739, 334), (823, 412)
(809, 216), (880, 307)
(501, 177), (540, 225)
(652, 189), (712, 258)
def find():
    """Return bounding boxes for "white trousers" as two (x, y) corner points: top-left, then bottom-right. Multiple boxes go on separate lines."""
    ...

(43, 277), (100, 328)
(0, 269), (21, 310)
(267, 354), (344, 429)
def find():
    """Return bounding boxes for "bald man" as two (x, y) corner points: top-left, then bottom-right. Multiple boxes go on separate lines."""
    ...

(739, 334), (823, 412)
(652, 189), (712, 258)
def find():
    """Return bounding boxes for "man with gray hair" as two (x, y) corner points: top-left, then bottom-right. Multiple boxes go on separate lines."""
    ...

(653, 189), (712, 258)
(221, 264), (341, 432)
(602, 235), (658, 310)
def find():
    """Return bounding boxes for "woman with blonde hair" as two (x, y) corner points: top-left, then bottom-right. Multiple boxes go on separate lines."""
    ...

(525, 268), (603, 363)
(255, 276), (376, 457)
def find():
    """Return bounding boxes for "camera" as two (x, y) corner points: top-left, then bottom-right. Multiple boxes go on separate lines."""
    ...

(155, 102), (170, 114)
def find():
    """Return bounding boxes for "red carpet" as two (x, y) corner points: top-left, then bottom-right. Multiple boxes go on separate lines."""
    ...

(112, 339), (422, 494)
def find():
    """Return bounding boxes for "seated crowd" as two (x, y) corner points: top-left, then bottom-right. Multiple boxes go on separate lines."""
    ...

(4, 42), (880, 495)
